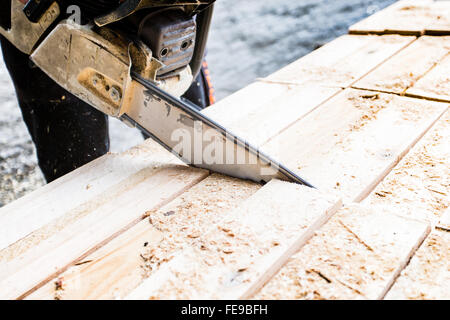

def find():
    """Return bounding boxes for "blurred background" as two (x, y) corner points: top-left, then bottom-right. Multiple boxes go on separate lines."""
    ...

(0, 0), (397, 207)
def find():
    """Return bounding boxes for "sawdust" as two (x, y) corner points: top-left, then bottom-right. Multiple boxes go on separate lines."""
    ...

(139, 174), (260, 279)
(255, 205), (428, 300)
(366, 111), (450, 223)
(348, 92), (391, 131)
(385, 230), (450, 300)
(127, 181), (340, 300)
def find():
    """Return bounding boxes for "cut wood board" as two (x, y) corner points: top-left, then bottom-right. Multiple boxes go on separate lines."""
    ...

(0, 165), (208, 299)
(353, 36), (450, 95)
(261, 89), (448, 202)
(406, 52), (450, 102)
(263, 35), (415, 88)
(125, 180), (341, 300)
(0, 140), (182, 254)
(364, 110), (449, 223)
(255, 204), (430, 300)
(438, 208), (450, 231)
(349, 0), (450, 36)
(385, 230), (450, 300)
(26, 174), (261, 300)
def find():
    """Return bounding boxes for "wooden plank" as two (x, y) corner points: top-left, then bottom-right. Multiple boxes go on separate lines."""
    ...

(0, 140), (181, 253)
(26, 221), (164, 300)
(0, 166), (208, 299)
(349, 0), (450, 36)
(27, 92), (448, 299)
(261, 89), (448, 202)
(364, 110), (449, 223)
(385, 230), (450, 300)
(3, 33), (416, 299)
(26, 174), (260, 300)
(255, 204), (430, 300)
(125, 180), (341, 300)
(264, 35), (415, 88)
(426, 1), (450, 34)
(353, 36), (450, 95)
(437, 208), (450, 231)
(203, 83), (340, 146)
(406, 53), (450, 102)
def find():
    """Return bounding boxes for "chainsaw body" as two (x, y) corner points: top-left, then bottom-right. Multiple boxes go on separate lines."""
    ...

(0, 0), (314, 187)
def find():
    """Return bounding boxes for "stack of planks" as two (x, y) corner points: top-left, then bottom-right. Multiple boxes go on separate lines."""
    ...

(0, 0), (448, 300)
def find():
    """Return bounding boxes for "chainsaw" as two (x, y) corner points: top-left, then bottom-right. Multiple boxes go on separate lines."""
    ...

(0, 0), (313, 187)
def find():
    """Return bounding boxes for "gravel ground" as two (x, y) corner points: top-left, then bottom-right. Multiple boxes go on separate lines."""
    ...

(0, 0), (396, 207)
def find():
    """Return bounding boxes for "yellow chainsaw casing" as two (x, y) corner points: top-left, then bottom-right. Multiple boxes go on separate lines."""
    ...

(30, 21), (193, 118)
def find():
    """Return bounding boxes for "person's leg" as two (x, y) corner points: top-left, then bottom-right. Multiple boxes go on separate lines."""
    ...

(182, 60), (216, 109)
(1, 36), (110, 182)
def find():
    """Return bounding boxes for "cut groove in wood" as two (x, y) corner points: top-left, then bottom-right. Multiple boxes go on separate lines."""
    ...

(125, 180), (342, 300)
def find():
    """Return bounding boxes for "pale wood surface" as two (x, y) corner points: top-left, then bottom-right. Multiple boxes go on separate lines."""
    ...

(255, 204), (430, 300)
(265, 35), (414, 88)
(0, 163), (208, 299)
(203, 83), (340, 147)
(0, 141), (181, 252)
(438, 208), (450, 231)
(125, 180), (341, 300)
(261, 89), (448, 202)
(364, 110), (449, 223)
(407, 53), (450, 102)
(27, 174), (261, 300)
(349, 0), (450, 35)
(353, 36), (450, 96)
(385, 230), (450, 300)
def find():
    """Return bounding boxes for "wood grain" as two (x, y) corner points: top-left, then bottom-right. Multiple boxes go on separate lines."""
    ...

(353, 36), (450, 95)
(0, 166), (208, 299)
(264, 34), (414, 88)
(0, 140), (181, 253)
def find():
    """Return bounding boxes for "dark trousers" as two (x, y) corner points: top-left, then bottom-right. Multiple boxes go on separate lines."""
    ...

(1, 35), (213, 183)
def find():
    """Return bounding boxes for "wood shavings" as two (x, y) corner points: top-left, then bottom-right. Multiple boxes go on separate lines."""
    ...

(256, 205), (429, 300)
(386, 231), (450, 299)
(366, 111), (450, 223)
